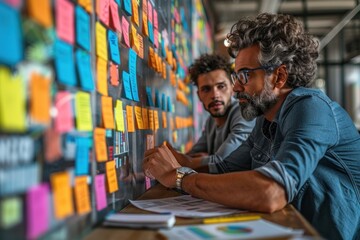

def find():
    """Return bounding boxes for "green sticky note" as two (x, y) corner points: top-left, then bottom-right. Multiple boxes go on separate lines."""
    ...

(0, 197), (22, 228)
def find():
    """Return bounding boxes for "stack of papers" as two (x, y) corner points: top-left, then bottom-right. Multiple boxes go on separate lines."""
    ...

(103, 213), (176, 229)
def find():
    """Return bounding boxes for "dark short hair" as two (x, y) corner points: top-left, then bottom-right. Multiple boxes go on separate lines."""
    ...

(188, 54), (232, 86)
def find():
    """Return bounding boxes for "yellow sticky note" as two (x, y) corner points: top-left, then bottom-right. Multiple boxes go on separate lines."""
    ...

(30, 72), (51, 125)
(97, 57), (108, 96)
(126, 105), (135, 132)
(28, 0), (53, 28)
(74, 176), (91, 215)
(114, 100), (125, 132)
(50, 171), (74, 220)
(94, 128), (108, 162)
(154, 110), (159, 130)
(162, 111), (167, 128)
(0, 197), (22, 228)
(101, 96), (115, 129)
(75, 91), (93, 131)
(148, 109), (154, 130)
(131, 0), (139, 26)
(79, 0), (93, 13)
(96, 22), (108, 60)
(0, 68), (26, 132)
(142, 107), (149, 129)
(134, 106), (144, 129)
(105, 160), (119, 193)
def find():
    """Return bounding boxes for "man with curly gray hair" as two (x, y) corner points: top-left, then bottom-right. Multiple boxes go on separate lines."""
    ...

(143, 13), (360, 240)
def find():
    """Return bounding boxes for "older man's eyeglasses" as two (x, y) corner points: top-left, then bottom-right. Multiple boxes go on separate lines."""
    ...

(230, 65), (279, 85)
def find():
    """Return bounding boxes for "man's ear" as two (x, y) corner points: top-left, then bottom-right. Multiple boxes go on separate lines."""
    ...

(274, 65), (288, 88)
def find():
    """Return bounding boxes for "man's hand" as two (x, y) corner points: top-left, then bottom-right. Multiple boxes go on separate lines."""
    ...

(165, 142), (193, 166)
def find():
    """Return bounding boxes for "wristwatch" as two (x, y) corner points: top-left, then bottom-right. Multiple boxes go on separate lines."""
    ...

(175, 167), (197, 192)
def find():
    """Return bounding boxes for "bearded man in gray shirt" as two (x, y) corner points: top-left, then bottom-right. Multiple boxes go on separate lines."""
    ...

(171, 54), (255, 172)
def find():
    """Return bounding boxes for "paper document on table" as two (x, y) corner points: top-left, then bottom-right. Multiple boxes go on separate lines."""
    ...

(103, 213), (175, 229)
(129, 195), (245, 218)
(159, 219), (304, 240)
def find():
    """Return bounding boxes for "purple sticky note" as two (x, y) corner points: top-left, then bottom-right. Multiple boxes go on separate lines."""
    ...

(95, 174), (107, 211)
(26, 183), (49, 239)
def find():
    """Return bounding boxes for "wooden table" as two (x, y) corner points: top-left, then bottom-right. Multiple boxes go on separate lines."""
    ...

(84, 184), (321, 240)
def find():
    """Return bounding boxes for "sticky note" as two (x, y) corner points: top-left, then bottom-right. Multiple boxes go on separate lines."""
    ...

(76, 49), (94, 91)
(129, 49), (139, 101)
(123, 0), (132, 15)
(137, 33), (144, 59)
(0, 68), (26, 132)
(131, 0), (139, 26)
(0, 3), (23, 66)
(109, 0), (121, 32)
(105, 161), (119, 193)
(76, 6), (91, 51)
(161, 93), (166, 111)
(94, 128), (108, 162)
(130, 24), (139, 52)
(26, 184), (49, 239)
(78, 0), (92, 12)
(44, 127), (63, 162)
(148, 22), (154, 43)
(154, 110), (159, 130)
(56, 0), (74, 44)
(148, 1), (153, 23)
(50, 171), (74, 220)
(0, 197), (22, 228)
(145, 86), (154, 107)
(101, 96), (115, 129)
(109, 62), (119, 86)
(126, 105), (135, 132)
(30, 72), (51, 124)
(96, 21), (108, 60)
(155, 89), (160, 107)
(74, 176), (91, 214)
(96, 0), (109, 26)
(75, 137), (90, 175)
(28, 0), (52, 28)
(121, 16), (130, 48)
(167, 96), (172, 112)
(162, 111), (167, 128)
(94, 174), (107, 210)
(153, 9), (158, 29)
(75, 91), (93, 131)
(96, 57), (108, 96)
(108, 30), (120, 64)
(54, 91), (73, 133)
(148, 109), (154, 130)
(115, 100), (125, 132)
(142, 11), (149, 36)
(142, 107), (149, 129)
(122, 71), (133, 100)
(54, 39), (76, 86)
(134, 106), (144, 129)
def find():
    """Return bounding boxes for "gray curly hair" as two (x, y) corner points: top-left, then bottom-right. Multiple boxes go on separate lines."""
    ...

(226, 13), (319, 88)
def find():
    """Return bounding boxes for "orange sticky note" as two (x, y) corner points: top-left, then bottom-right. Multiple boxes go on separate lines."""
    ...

(109, 63), (119, 86)
(74, 176), (91, 215)
(97, 57), (108, 96)
(137, 33), (144, 59)
(101, 96), (115, 129)
(109, 0), (121, 32)
(154, 110), (159, 130)
(162, 61), (166, 79)
(131, 0), (139, 26)
(130, 24), (139, 52)
(50, 171), (74, 220)
(78, 0), (92, 13)
(134, 106), (144, 129)
(96, 22), (108, 60)
(105, 160), (118, 193)
(126, 105), (135, 132)
(142, 11), (148, 36)
(141, 107), (149, 129)
(148, 47), (155, 69)
(30, 72), (51, 124)
(96, 0), (109, 26)
(94, 128), (108, 162)
(114, 100), (124, 132)
(162, 111), (167, 128)
(56, 0), (74, 44)
(75, 91), (93, 131)
(148, 109), (154, 130)
(28, 0), (53, 28)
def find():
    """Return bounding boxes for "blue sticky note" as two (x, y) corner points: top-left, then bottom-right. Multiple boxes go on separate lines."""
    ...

(0, 3), (23, 66)
(161, 40), (166, 57)
(167, 96), (172, 112)
(123, 0), (132, 16)
(155, 89), (161, 108)
(75, 137), (90, 175)
(76, 49), (94, 91)
(55, 39), (77, 86)
(161, 93), (166, 111)
(146, 86), (154, 107)
(108, 30), (120, 64)
(148, 22), (154, 44)
(76, 6), (91, 51)
(129, 49), (139, 101)
(122, 71), (133, 100)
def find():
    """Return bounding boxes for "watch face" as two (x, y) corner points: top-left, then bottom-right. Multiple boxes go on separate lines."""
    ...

(177, 167), (193, 174)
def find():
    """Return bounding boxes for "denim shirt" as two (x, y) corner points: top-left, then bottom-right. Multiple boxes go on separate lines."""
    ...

(214, 87), (360, 240)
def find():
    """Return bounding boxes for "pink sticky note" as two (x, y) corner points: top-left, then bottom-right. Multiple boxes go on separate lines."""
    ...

(56, 0), (74, 44)
(26, 184), (49, 239)
(98, 0), (109, 26)
(110, 1), (121, 32)
(121, 16), (130, 48)
(95, 174), (107, 211)
(153, 10), (158, 29)
(147, 1), (153, 23)
(54, 91), (74, 133)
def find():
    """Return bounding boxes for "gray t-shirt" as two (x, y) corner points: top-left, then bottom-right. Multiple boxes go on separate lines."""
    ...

(188, 97), (255, 172)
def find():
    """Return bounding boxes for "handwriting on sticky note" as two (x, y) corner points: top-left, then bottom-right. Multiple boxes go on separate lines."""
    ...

(50, 171), (74, 219)
(94, 174), (107, 210)
(121, 16), (130, 47)
(109, 1), (121, 32)
(97, 57), (108, 96)
(131, 0), (139, 26)
(94, 128), (108, 161)
(55, 39), (76, 86)
(97, 0), (109, 26)
(96, 21), (108, 60)
(129, 49), (139, 101)
(134, 106), (144, 129)
(142, 107), (149, 129)
(122, 71), (133, 100)
(126, 105), (135, 132)
(56, 0), (74, 44)
(75, 137), (90, 175)
(76, 49), (94, 91)
(106, 160), (119, 193)
(148, 109), (154, 130)
(115, 100), (125, 132)
(101, 96), (115, 129)
(108, 30), (120, 64)
(75, 91), (93, 131)
(76, 6), (91, 51)
(74, 176), (91, 214)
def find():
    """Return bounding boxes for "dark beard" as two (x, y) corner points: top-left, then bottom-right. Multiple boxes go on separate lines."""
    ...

(204, 100), (231, 118)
